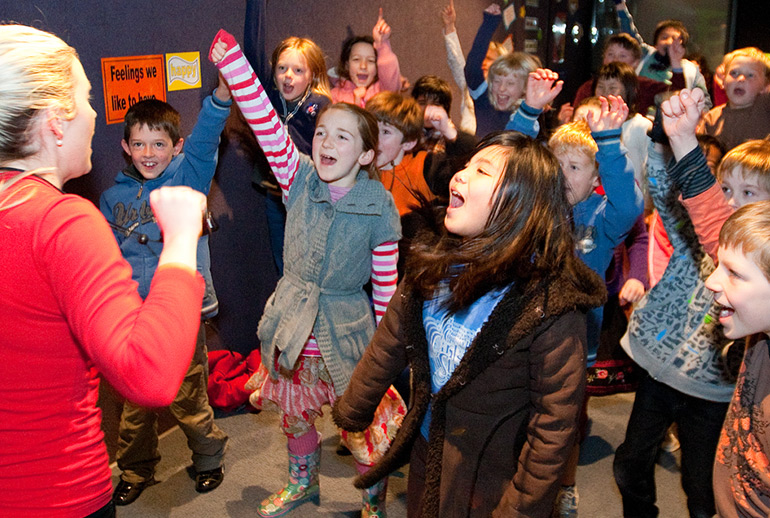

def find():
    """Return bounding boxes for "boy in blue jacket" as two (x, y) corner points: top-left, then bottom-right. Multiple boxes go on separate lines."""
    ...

(507, 69), (643, 516)
(100, 77), (231, 506)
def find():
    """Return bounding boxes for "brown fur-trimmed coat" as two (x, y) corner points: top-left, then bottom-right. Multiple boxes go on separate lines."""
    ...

(333, 264), (606, 518)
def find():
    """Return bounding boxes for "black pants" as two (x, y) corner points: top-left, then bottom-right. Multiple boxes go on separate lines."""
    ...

(85, 500), (115, 518)
(613, 373), (729, 518)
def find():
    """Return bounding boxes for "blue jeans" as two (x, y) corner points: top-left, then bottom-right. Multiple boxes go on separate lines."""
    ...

(613, 373), (728, 518)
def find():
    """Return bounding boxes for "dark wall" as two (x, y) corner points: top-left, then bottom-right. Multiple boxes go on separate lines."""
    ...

(730, 0), (770, 51)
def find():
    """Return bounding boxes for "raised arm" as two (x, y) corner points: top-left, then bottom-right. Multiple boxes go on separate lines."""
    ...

(505, 69), (562, 135)
(209, 30), (299, 199)
(244, 0), (271, 84)
(588, 96), (644, 247)
(177, 73), (232, 194)
(373, 8), (401, 93)
(465, 4), (501, 92)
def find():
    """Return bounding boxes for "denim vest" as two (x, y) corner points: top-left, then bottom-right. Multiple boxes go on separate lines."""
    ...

(258, 156), (401, 396)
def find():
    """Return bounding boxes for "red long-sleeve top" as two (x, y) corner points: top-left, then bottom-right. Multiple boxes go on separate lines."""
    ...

(0, 175), (204, 517)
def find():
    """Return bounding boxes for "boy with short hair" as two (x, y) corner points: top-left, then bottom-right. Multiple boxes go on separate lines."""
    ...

(614, 0), (711, 110)
(698, 47), (770, 152)
(509, 71), (643, 516)
(100, 79), (231, 505)
(366, 91), (432, 216)
(609, 87), (767, 518)
(565, 33), (686, 122)
(509, 70), (643, 364)
(658, 87), (770, 517)
(704, 201), (770, 517)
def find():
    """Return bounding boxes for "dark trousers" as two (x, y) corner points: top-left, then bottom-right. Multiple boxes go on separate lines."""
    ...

(613, 373), (729, 518)
(85, 500), (115, 518)
(116, 324), (228, 482)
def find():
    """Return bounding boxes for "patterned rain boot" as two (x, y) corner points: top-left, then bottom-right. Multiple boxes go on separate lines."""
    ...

(361, 476), (388, 518)
(256, 446), (320, 517)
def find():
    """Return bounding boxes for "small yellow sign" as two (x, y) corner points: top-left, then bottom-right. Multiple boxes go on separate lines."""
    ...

(166, 52), (202, 92)
(101, 55), (166, 124)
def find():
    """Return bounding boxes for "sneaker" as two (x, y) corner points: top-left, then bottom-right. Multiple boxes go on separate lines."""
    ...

(552, 485), (578, 518)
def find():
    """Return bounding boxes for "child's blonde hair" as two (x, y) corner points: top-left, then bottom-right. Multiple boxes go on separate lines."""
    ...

(721, 47), (770, 82)
(719, 200), (770, 280)
(548, 120), (599, 165)
(271, 37), (332, 99)
(717, 139), (770, 193)
(487, 52), (541, 111)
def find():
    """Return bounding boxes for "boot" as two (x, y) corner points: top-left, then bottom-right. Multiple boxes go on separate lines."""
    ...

(362, 476), (388, 518)
(256, 445), (320, 517)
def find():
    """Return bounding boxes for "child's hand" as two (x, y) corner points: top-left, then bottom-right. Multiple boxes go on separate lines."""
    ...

(714, 63), (725, 90)
(484, 3), (502, 16)
(424, 105), (458, 140)
(667, 38), (686, 67)
(210, 40), (228, 64)
(585, 95), (628, 132)
(524, 69), (563, 111)
(151, 186), (207, 241)
(619, 278), (645, 305)
(558, 103), (574, 125)
(660, 88), (705, 139)
(214, 73), (231, 103)
(373, 8), (392, 45)
(354, 85), (368, 106)
(441, 0), (457, 34)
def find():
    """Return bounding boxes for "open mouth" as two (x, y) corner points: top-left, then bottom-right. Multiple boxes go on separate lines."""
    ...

(716, 303), (735, 323)
(282, 83), (294, 94)
(733, 87), (746, 96)
(449, 189), (465, 208)
(356, 74), (370, 85)
(319, 153), (337, 166)
(141, 161), (158, 170)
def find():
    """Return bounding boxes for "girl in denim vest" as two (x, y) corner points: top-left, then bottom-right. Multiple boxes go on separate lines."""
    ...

(211, 31), (402, 518)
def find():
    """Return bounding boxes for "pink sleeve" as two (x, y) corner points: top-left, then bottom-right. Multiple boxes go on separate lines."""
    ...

(40, 197), (204, 407)
(373, 39), (401, 93)
(210, 29), (299, 199)
(370, 241), (399, 325)
(681, 183), (734, 261)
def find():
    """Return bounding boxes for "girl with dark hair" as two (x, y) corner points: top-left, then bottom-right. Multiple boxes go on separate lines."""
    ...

(331, 8), (402, 107)
(333, 131), (607, 518)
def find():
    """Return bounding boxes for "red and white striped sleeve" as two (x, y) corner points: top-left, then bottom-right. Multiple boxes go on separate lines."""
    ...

(371, 241), (399, 325)
(209, 29), (299, 199)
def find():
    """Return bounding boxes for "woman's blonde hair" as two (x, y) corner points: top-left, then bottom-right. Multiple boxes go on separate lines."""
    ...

(0, 24), (79, 164)
(0, 24), (79, 206)
(272, 37), (332, 99)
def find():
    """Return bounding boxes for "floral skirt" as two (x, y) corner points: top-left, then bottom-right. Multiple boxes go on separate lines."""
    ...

(244, 355), (406, 466)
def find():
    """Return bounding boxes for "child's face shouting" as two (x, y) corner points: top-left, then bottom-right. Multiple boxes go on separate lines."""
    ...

(312, 108), (374, 188)
(489, 72), (525, 112)
(706, 245), (770, 339)
(347, 42), (377, 89)
(274, 48), (312, 103)
(445, 145), (508, 238)
(724, 56), (768, 109)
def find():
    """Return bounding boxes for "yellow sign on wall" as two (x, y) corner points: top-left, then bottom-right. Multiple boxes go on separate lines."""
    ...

(166, 52), (202, 92)
(101, 55), (166, 125)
